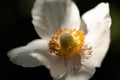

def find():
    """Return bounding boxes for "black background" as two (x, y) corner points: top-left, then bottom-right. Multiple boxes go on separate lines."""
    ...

(0, 0), (119, 80)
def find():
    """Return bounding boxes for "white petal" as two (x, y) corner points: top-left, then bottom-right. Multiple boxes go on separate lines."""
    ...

(8, 39), (66, 78)
(53, 55), (95, 80)
(32, 0), (80, 40)
(82, 3), (111, 67)
(63, 55), (95, 80)
(82, 2), (111, 31)
(84, 27), (110, 67)
(65, 55), (82, 74)
(8, 39), (48, 67)
(61, 0), (80, 30)
(79, 19), (88, 34)
(65, 67), (95, 80)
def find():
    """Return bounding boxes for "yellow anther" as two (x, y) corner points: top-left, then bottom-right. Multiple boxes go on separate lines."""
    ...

(49, 28), (84, 60)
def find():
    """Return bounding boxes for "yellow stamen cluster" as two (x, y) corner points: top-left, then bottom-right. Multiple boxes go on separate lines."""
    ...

(49, 28), (84, 60)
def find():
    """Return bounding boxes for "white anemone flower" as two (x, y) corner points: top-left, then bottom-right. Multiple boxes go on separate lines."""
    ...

(7, 0), (111, 80)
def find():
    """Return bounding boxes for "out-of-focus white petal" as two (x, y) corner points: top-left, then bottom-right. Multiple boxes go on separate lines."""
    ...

(65, 67), (95, 80)
(32, 0), (79, 40)
(61, 1), (80, 30)
(8, 39), (66, 78)
(82, 3), (111, 67)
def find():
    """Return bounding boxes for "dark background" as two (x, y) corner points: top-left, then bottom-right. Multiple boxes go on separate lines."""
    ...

(0, 0), (119, 80)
